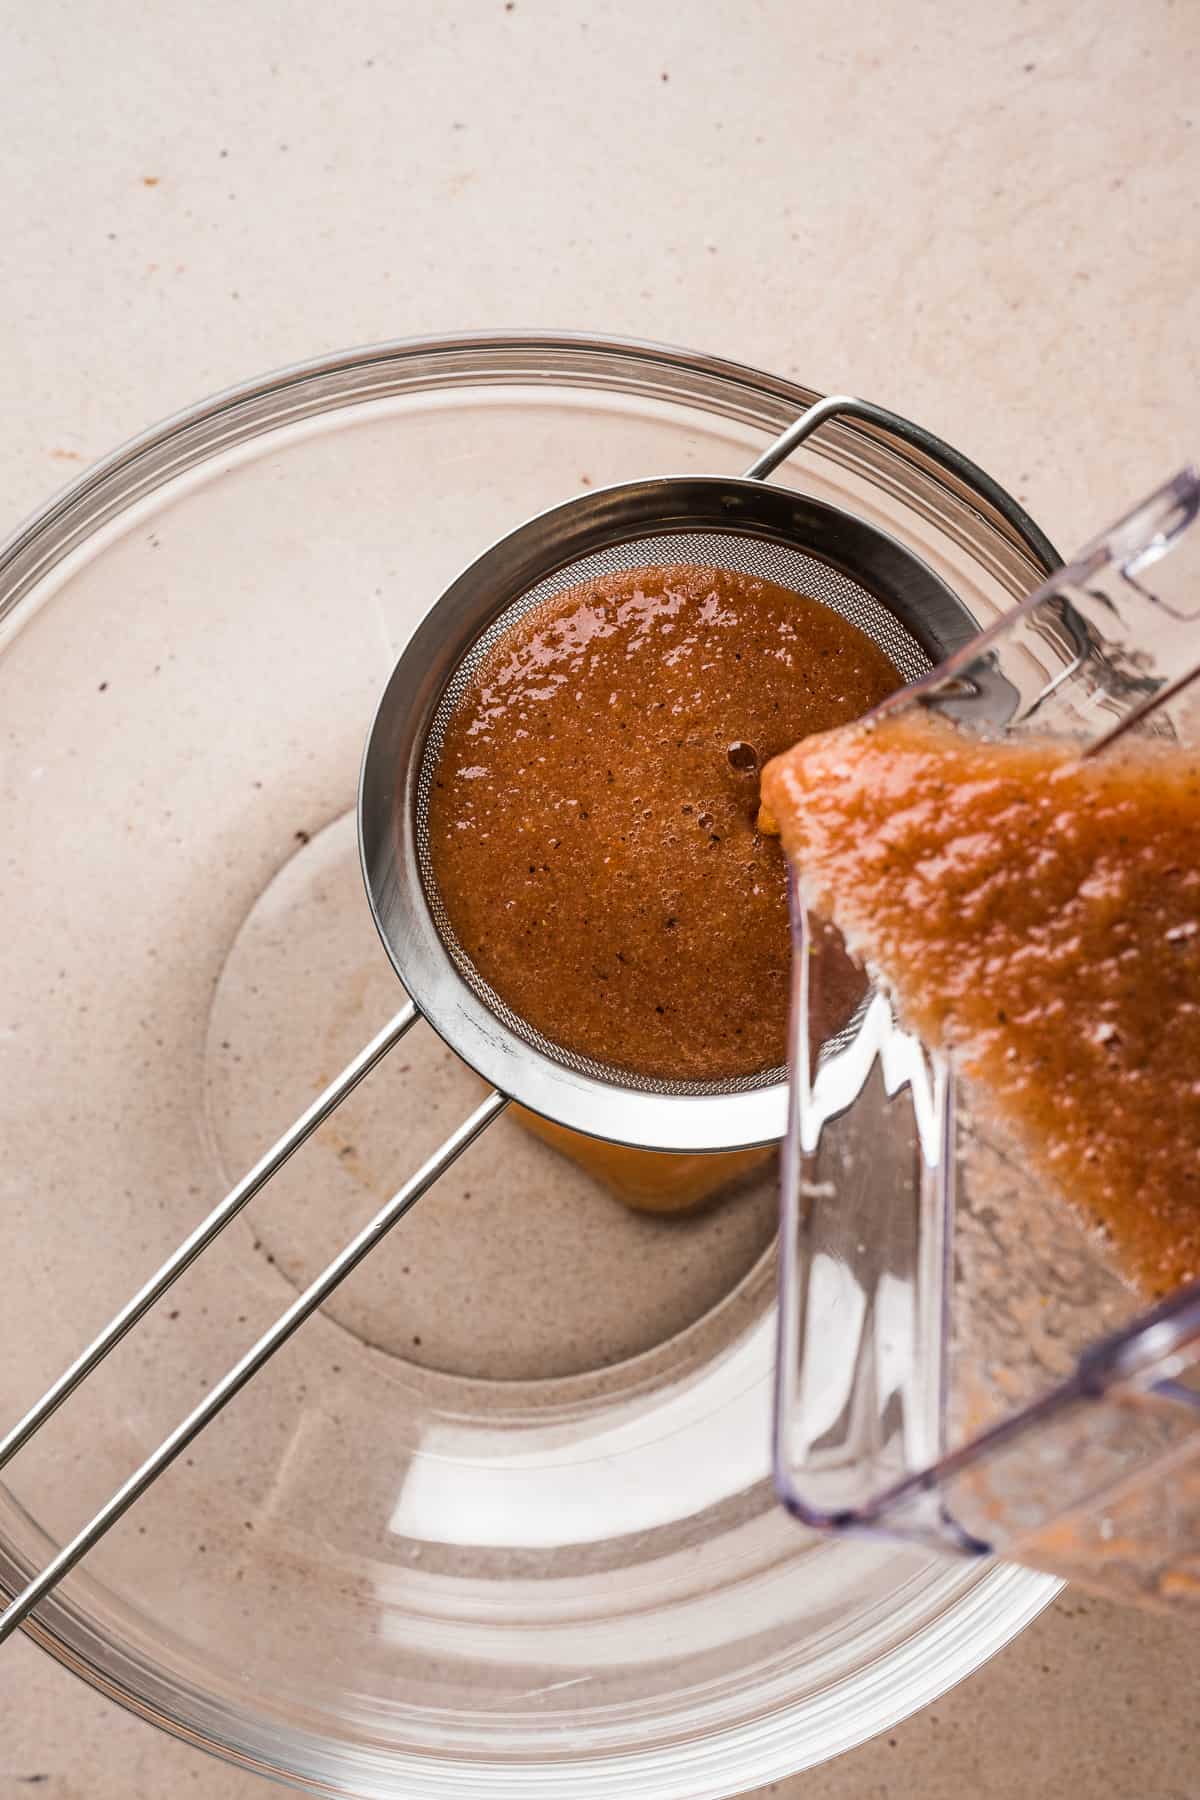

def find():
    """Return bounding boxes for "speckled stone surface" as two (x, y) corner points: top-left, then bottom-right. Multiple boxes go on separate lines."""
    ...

(3, 1), (1199, 1795)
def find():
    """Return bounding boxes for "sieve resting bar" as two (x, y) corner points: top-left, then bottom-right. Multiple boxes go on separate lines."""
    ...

(0, 1089), (509, 1646)
(0, 1004), (419, 1472)
(743, 394), (1060, 579)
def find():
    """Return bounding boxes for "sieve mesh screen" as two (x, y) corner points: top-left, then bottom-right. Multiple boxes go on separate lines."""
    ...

(416, 529), (929, 1098)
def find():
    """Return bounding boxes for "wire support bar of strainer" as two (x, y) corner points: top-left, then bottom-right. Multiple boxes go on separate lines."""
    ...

(0, 391), (1056, 1646)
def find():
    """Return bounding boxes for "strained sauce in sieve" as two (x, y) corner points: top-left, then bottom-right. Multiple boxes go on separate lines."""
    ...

(427, 563), (902, 1082)
(762, 709), (1200, 1295)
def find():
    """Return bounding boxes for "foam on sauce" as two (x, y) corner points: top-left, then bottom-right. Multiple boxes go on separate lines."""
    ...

(762, 710), (1200, 1296)
(428, 564), (902, 1083)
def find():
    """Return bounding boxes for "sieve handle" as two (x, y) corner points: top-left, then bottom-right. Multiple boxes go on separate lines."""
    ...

(743, 393), (1061, 577)
(0, 1004), (421, 1472)
(0, 1087), (509, 1646)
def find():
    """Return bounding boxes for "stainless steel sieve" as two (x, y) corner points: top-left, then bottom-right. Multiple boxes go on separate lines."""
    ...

(0, 392), (1055, 1642)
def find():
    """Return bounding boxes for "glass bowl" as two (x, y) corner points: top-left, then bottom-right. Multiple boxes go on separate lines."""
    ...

(0, 333), (1058, 1798)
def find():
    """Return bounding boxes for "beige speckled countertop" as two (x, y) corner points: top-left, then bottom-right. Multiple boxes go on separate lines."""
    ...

(3, 2), (1199, 1795)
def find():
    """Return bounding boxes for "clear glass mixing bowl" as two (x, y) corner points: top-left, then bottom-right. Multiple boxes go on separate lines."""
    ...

(0, 334), (1058, 1797)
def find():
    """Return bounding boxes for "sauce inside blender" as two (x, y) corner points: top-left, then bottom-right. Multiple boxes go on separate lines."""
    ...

(428, 563), (902, 1084)
(763, 709), (1200, 1296)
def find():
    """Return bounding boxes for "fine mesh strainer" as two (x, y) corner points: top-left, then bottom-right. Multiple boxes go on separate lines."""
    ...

(0, 392), (1054, 1641)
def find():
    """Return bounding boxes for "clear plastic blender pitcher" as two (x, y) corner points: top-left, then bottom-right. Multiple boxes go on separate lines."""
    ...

(775, 470), (1200, 1609)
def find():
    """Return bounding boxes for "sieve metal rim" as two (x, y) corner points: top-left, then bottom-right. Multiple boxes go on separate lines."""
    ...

(358, 473), (980, 1153)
